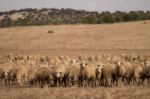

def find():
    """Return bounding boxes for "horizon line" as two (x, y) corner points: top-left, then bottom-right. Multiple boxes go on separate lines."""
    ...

(0, 7), (150, 13)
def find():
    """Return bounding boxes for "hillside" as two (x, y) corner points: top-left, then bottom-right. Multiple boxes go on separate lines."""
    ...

(0, 8), (150, 27)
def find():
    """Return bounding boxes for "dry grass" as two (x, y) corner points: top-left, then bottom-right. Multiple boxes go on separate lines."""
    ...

(0, 86), (150, 99)
(0, 20), (150, 56)
(0, 20), (150, 50)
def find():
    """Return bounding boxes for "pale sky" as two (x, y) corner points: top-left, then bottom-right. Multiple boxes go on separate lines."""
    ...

(0, 0), (150, 12)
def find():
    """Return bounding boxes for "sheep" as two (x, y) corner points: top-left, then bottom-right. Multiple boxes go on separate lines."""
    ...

(65, 66), (80, 87)
(87, 55), (95, 62)
(79, 62), (103, 87)
(45, 56), (51, 65)
(51, 56), (61, 65)
(39, 55), (46, 63)
(26, 59), (36, 66)
(113, 61), (126, 86)
(6, 67), (19, 85)
(141, 61), (150, 85)
(95, 63), (104, 86)
(78, 55), (82, 61)
(132, 63), (143, 85)
(53, 64), (67, 87)
(59, 56), (70, 62)
(36, 67), (54, 88)
(101, 63), (116, 87)
(79, 55), (88, 61)
(6, 53), (15, 61)
(130, 53), (140, 62)
(65, 61), (81, 87)
(26, 66), (38, 87)
(1, 53), (150, 87)
(14, 59), (26, 65)
(121, 62), (134, 85)
(17, 65), (30, 85)
(111, 55), (121, 63)
(95, 55), (101, 61)
(0, 68), (5, 85)
(64, 56), (71, 62)
(1, 63), (14, 85)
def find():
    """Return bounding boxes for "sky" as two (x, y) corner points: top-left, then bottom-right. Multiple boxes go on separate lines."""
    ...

(0, 0), (150, 12)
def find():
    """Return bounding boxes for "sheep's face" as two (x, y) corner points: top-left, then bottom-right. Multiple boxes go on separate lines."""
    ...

(3, 69), (9, 79)
(145, 61), (150, 67)
(71, 59), (77, 64)
(96, 68), (102, 79)
(97, 63), (104, 70)
(0, 70), (5, 78)
(97, 68), (102, 74)
(80, 62), (88, 68)
(55, 69), (63, 78)
(5, 72), (8, 78)
(96, 63), (104, 78)
(56, 73), (61, 78)
(116, 61), (122, 66)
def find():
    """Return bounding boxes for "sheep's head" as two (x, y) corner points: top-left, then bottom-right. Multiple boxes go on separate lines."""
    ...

(115, 61), (123, 67)
(71, 59), (78, 64)
(144, 61), (150, 67)
(97, 63), (104, 69)
(54, 69), (63, 79)
(80, 61), (88, 68)
(96, 63), (104, 78)
(3, 69), (9, 79)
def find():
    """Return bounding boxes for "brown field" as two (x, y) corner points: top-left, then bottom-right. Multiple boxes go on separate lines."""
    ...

(0, 21), (150, 99)
(0, 20), (150, 56)
(0, 86), (150, 99)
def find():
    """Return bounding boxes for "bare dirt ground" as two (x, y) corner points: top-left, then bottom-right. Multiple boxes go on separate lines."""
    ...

(0, 86), (150, 99)
(0, 21), (150, 99)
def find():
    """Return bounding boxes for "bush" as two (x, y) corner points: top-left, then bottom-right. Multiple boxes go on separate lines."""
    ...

(47, 30), (54, 34)
(0, 8), (150, 27)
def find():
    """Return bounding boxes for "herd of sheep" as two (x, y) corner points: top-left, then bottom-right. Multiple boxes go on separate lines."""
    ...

(0, 53), (150, 88)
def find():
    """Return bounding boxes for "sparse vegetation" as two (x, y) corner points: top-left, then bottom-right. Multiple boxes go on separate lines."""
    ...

(0, 87), (150, 99)
(0, 8), (150, 27)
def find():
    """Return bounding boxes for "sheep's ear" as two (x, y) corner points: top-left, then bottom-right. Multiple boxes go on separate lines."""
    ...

(114, 62), (118, 65)
(80, 63), (84, 67)
(101, 64), (104, 68)
(120, 62), (123, 65)
(146, 61), (150, 66)
(144, 61), (148, 66)
(97, 64), (100, 67)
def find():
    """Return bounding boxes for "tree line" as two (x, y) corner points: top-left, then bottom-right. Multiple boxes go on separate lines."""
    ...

(0, 8), (150, 27)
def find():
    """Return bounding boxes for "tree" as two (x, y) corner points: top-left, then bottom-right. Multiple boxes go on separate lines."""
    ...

(0, 15), (12, 27)
(100, 12), (116, 23)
